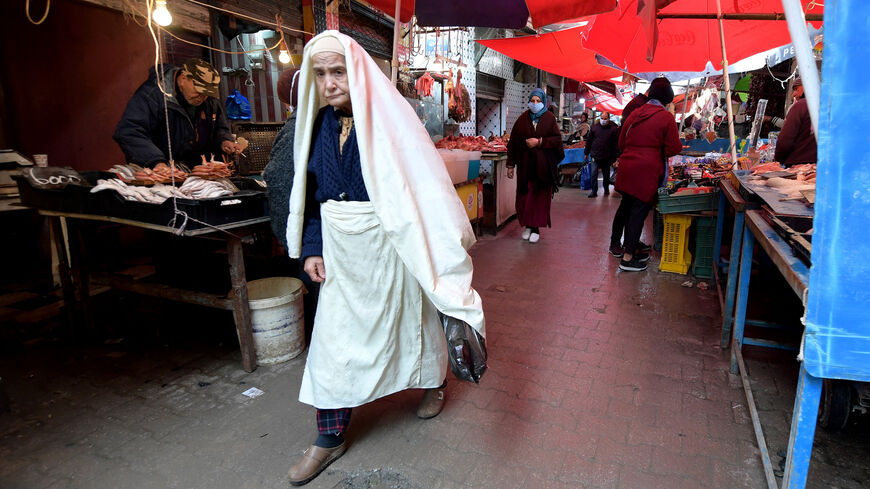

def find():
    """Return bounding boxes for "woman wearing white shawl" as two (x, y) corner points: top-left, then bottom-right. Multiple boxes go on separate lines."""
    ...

(284, 32), (485, 486)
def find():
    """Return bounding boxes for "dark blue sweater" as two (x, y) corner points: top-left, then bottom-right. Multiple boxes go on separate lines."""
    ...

(301, 107), (370, 260)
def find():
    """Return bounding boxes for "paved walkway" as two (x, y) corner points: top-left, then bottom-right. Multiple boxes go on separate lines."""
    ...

(0, 187), (766, 489)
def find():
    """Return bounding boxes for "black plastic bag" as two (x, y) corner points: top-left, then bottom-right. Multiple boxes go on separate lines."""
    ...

(440, 314), (487, 383)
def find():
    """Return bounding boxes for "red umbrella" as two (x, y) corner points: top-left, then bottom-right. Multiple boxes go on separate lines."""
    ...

(583, 0), (824, 72)
(579, 83), (631, 115)
(365, 0), (617, 29)
(476, 27), (624, 83)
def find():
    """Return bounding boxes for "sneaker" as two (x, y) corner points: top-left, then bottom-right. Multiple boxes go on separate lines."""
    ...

(529, 232), (540, 243)
(609, 245), (624, 258)
(619, 257), (648, 272)
(636, 241), (652, 252)
(634, 252), (650, 263)
(522, 228), (532, 240)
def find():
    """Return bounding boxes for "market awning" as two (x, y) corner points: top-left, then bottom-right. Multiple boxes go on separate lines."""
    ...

(364, 0), (617, 28)
(583, 0), (825, 72)
(476, 27), (623, 83)
(579, 82), (630, 115)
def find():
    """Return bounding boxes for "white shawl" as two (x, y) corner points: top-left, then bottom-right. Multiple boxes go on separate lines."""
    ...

(287, 31), (485, 337)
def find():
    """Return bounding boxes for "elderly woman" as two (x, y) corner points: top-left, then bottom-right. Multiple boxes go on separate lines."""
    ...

(506, 88), (564, 243)
(610, 77), (682, 272)
(284, 32), (485, 486)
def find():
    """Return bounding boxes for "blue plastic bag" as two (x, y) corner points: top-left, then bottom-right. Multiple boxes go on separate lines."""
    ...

(579, 163), (592, 190)
(226, 89), (251, 120)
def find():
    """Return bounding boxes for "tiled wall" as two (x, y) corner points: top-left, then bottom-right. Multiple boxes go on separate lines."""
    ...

(476, 99), (501, 138)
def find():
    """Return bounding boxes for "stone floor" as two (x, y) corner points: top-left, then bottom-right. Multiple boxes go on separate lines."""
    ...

(1, 185), (868, 489)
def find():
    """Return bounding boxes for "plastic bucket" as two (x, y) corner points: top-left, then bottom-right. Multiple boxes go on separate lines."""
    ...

(245, 277), (306, 365)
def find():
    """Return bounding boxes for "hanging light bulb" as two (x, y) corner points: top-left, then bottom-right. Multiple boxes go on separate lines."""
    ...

(152, 0), (173, 27)
(278, 49), (291, 64)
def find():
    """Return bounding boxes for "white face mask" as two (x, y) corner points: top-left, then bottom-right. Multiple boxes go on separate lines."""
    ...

(601, 119), (609, 125)
(528, 101), (544, 113)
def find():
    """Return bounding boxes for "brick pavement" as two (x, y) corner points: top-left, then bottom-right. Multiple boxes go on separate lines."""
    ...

(0, 186), (769, 489)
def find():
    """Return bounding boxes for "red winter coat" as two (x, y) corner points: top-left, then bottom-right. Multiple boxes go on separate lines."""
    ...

(615, 103), (682, 203)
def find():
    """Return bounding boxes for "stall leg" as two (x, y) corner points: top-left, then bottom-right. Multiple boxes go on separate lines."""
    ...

(730, 225), (754, 374)
(66, 219), (96, 336)
(782, 364), (823, 489)
(713, 190), (726, 272)
(227, 236), (257, 373)
(721, 210), (745, 348)
(48, 217), (76, 335)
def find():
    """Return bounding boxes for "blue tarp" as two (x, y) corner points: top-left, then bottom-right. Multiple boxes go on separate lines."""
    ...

(558, 148), (586, 166)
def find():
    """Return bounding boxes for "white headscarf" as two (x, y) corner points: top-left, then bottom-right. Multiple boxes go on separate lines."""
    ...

(287, 31), (485, 336)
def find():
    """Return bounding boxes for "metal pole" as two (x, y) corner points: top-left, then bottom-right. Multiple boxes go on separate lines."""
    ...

(678, 82), (690, 132)
(658, 12), (822, 21)
(390, 0), (402, 86)
(716, 0), (738, 165)
(781, 0), (820, 140)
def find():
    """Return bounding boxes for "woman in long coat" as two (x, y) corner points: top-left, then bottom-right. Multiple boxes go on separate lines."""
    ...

(506, 88), (564, 243)
(610, 77), (682, 272)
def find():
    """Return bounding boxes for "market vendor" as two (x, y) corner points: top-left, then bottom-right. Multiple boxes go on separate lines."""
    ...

(773, 79), (817, 166)
(113, 59), (241, 168)
(283, 31), (485, 486)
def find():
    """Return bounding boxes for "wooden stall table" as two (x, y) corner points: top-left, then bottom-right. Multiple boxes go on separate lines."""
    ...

(40, 209), (270, 373)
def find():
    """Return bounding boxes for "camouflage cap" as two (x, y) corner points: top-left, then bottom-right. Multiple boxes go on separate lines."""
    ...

(181, 59), (221, 98)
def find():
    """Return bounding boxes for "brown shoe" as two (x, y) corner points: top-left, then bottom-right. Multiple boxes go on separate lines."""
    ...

(416, 387), (446, 419)
(287, 443), (346, 486)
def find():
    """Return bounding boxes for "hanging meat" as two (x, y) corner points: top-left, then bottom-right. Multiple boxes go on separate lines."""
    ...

(448, 69), (472, 123)
(415, 72), (435, 98)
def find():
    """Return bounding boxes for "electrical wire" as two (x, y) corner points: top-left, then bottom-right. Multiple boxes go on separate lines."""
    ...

(25, 0), (50, 25)
(182, 0), (312, 36)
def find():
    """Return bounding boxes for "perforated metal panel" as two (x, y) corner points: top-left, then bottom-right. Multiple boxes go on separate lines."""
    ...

(505, 80), (535, 133)
(457, 29), (477, 137)
(476, 99), (501, 138)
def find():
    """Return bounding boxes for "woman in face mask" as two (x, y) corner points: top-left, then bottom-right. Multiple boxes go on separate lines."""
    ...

(506, 88), (565, 243)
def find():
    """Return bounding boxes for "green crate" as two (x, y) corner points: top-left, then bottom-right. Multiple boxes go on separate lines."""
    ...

(653, 210), (663, 252)
(657, 188), (719, 214)
(691, 216), (717, 279)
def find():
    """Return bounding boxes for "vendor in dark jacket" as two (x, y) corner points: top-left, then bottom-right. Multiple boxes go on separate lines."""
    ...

(610, 77), (682, 272)
(584, 112), (620, 197)
(773, 80), (817, 166)
(114, 59), (241, 168)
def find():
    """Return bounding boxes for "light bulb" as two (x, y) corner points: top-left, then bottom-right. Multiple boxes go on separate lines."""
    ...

(278, 49), (291, 64)
(152, 0), (173, 27)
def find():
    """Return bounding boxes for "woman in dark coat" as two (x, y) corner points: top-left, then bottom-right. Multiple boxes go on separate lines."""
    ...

(506, 88), (564, 243)
(610, 77), (682, 272)
(263, 68), (300, 248)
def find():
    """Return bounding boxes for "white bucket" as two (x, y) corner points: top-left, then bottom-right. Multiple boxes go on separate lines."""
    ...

(245, 277), (306, 365)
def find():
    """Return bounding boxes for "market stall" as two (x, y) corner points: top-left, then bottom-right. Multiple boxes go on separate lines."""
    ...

(14, 165), (270, 373)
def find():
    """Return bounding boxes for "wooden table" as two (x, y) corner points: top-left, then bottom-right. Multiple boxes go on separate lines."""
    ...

(40, 210), (270, 372)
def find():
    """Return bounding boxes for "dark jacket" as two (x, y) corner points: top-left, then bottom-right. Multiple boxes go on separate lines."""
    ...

(263, 112), (297, 249)
(113, 66), (233, 167)
(615, 103), (682, 203)
(774, 98), (817, 166)
(506, 110), (564, 194)
(584, 120), (620, 164)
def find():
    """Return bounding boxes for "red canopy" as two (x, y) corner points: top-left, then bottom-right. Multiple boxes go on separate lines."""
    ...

(583, 0), (824, 72)
(364, 0), (616, 28)
(477, 27), (623, 83)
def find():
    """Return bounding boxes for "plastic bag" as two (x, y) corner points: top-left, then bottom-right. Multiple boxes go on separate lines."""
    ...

(440, 314), (487, 383)
(582, 165), (592, 190)
(225, 89), (251, 120)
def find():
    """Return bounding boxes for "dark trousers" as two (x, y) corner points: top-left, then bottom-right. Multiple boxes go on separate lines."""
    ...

(611, 192), (651, 254)
(589, 158), (612, 194)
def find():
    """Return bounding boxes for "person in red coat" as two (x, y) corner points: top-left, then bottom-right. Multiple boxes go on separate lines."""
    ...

(610, 77), (682, 272)
(506, 88), (564, 243)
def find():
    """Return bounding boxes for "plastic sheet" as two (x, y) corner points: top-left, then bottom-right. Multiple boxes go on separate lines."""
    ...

(440, 314), (487, 384)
